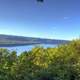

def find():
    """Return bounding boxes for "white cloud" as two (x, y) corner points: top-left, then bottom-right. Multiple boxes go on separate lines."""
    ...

(64, 17), (69, 20)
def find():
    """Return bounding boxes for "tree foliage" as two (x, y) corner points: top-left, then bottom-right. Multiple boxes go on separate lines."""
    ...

(0, 40), (80, 80)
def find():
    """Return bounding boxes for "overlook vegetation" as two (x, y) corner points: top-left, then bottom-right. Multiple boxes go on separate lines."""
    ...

(0, 40), (80, 80)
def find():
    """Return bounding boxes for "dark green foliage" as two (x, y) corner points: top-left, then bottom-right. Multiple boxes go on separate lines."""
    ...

(0, 40), (80, 80)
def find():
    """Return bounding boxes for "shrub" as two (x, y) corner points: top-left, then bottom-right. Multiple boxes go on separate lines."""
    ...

(0, 40), (80, 80)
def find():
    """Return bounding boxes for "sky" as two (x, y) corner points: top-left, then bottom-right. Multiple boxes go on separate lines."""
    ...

(0, 0), (80, 40)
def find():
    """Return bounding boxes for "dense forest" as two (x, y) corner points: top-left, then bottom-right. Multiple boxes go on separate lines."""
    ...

(0, 39), (80, 80)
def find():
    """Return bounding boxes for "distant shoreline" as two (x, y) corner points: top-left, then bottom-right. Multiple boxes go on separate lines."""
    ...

(0, 42), (68, 47)
(0, 43), (41, 47)
(0, 34), (70, 47)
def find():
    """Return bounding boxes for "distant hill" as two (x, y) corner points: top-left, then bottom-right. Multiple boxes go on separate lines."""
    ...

(0, 34), (70, 47)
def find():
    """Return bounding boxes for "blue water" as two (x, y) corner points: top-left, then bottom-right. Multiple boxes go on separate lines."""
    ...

(0, 44), (56, 55)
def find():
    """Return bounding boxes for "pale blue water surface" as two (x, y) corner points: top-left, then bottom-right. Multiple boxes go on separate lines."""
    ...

(0, 44), (57, 55)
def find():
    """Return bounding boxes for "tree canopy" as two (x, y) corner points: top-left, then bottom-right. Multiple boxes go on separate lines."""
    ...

(0, 40), (80, 80)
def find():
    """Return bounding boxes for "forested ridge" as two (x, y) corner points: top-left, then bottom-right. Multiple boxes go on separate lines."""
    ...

(0, 34), (69, 46)
(0, 40), (80, 80)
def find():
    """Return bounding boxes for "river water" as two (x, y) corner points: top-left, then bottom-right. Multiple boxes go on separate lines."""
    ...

(0, 44), (57, 55)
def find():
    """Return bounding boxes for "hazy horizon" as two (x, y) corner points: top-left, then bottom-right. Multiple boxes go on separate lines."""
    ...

(0, 0), (80, 40)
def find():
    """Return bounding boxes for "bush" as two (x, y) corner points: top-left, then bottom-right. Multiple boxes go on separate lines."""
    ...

(0, 40), (80, 80)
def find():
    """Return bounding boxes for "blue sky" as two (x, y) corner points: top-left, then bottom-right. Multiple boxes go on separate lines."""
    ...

(0, 0), (80, 40)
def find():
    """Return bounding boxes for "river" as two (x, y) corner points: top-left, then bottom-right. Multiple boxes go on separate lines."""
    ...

(0, 44), (57, 55)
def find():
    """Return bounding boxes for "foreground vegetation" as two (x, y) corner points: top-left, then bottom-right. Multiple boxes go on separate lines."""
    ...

(0, 40), (80, 80)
